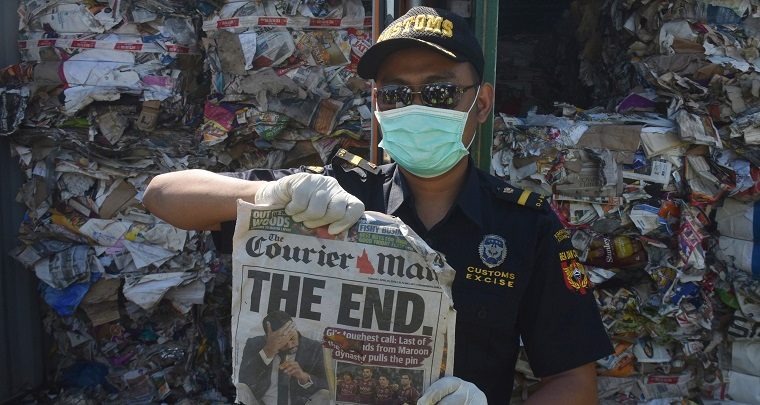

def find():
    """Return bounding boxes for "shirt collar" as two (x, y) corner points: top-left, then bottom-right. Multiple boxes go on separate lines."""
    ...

(386, 159), (485, 229)
(455, 159), (485, 229)
(387, 164), (408, 216)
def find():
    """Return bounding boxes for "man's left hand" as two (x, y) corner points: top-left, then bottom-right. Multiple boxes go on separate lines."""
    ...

(418, 377), (487, 405)
(280, 360), (310, 385)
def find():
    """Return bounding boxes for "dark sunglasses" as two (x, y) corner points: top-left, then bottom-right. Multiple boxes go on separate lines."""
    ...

(375, 82), (479, 110)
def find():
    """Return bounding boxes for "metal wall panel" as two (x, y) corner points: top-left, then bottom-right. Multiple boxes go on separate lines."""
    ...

(0, 0), (45, 402)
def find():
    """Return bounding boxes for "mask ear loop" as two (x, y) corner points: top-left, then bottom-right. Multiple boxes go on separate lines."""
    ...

(463, 85), (481, 150)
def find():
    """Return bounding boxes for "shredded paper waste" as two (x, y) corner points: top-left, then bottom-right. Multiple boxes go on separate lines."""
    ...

(494, 1), (760, 403)
(2, 0), (760, 404)
(2, 0), (372, 402)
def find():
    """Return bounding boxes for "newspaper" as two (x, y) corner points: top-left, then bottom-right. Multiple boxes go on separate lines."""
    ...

(231, 200), (456, 405)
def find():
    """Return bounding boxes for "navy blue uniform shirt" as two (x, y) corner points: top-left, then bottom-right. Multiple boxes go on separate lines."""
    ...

(214, 152), (613, 404)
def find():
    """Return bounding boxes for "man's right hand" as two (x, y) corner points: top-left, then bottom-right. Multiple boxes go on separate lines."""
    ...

(255, 173), (365, 235)
(262, 321), (296, 358)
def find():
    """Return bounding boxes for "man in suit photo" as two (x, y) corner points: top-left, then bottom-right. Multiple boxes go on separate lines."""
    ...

(238, 310), (329, 405)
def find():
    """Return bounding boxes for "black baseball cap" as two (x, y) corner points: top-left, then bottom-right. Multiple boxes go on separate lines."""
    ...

(357, 7), (484, 81)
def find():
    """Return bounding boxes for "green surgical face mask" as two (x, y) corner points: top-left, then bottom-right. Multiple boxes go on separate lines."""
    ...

(375, 88), (479, 178)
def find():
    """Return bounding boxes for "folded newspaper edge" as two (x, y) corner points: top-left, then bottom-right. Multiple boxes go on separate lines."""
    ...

(231, 200), (456, 405)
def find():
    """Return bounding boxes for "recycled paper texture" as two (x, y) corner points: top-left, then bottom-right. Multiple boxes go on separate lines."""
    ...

(231, 201), (456, 405)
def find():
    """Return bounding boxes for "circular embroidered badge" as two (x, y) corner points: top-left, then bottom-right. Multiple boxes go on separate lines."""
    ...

(478, 234), (507, 268)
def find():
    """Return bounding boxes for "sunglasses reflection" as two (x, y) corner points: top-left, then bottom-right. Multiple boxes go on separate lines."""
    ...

(375, 83), (479, 110)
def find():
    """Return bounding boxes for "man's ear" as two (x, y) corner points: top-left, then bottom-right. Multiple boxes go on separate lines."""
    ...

(476, 83), (494, 124)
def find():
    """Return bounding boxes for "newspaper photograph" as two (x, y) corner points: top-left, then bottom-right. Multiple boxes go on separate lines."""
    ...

(231, 200), (456, 405)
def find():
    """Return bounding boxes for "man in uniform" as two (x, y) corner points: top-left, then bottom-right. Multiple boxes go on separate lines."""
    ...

(144, 6), (613, 404)
(336, 371), (359, 402)
(357, 367), (377, 404)
(396, 374), (420, 405)
(374, 375), (397, 405)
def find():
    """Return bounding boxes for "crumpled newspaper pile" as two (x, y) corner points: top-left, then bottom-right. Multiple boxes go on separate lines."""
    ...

(197, 0), (373, 169)
(3, 124), (239, 403)
(493, 107), (760, 403)
(6, 0), (207, 140)
(576, 0), (760, 117)
(495, 1), (760, 402)
(1, 1), (377, 402)
(2, 1), (222, 402)
(570, 1), (760, 401)
(5, 124), (234, 402)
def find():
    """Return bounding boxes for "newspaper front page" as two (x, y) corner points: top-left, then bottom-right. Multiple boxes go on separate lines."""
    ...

(231, 200), (456, 405)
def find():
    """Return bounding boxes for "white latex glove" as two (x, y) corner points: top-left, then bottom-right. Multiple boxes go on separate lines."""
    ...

(417, 377), (487, 405)
(255, 173), (364, 235)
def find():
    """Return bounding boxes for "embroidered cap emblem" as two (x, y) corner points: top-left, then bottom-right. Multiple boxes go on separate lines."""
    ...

(478, 234), (507, 268)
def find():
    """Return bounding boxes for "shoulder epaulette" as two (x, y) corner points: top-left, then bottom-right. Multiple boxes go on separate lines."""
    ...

(304, 165), (325, 174)
(490, 180), (548, 210)
(334, 148), (381, 175)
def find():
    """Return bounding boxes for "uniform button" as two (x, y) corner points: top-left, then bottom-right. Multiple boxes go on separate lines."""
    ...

(477, 307), (487, 319)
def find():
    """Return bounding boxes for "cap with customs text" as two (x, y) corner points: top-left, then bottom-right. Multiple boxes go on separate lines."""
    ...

(357, 7), (484, 81)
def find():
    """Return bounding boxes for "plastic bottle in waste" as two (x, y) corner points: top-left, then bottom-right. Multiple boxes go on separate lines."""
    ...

(584, 234), (648, 269)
